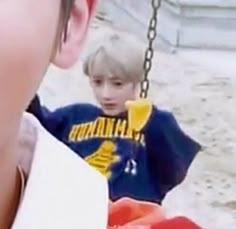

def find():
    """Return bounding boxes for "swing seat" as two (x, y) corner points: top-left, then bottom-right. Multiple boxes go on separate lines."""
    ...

(108, 198), (202, 229)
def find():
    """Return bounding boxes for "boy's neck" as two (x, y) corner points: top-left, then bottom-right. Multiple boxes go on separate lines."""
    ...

(0, 133), (21, 228)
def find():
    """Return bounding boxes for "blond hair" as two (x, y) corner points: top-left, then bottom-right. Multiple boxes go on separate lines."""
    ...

(83, 32), (145, 84)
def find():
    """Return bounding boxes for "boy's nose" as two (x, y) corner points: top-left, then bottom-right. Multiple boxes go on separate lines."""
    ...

(101, 85), (113, 99)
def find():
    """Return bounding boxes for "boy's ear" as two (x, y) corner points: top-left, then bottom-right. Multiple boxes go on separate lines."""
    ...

(53, 0), (98, 69)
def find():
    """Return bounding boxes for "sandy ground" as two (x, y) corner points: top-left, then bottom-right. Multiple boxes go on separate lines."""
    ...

(38, 18), (236, 228)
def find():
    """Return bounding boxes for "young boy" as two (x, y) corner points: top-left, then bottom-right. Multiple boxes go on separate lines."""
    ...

(32, 33), (201, 205)
(0, 1), (108, 229)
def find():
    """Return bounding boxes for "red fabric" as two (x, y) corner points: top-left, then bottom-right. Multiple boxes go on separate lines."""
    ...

(151, 217), (202, 229)
(108, 198), (202, 229)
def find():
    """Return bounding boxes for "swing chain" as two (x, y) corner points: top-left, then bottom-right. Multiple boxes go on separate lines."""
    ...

(140, 0), (161, 98)
(127, 0), (161, 176)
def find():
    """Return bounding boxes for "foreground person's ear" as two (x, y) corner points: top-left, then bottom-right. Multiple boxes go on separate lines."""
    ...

(53, 0), (98, 68)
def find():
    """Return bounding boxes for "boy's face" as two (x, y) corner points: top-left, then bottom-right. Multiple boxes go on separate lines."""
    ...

(89, 63), (137, 116)
(0, 0), (96, 146)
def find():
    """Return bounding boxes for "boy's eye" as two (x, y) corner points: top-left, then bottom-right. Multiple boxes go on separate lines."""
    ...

(113, 81), (123, 87)
(93, 79), (103, 86)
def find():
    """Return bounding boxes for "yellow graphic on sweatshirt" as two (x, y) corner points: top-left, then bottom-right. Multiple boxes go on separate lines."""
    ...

(68, 117), (145, 145)
(85, 140), (120, 179)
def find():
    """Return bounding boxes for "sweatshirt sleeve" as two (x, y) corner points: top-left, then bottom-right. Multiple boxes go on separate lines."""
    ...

(144, 107), (201, 189)
(26, 95), (47, 124)
(26, 95), (99, 141)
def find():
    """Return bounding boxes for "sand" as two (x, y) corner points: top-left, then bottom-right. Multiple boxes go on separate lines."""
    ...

(38, 18), (236, 229)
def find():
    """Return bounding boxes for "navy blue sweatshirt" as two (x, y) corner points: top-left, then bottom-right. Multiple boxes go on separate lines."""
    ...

(28, 95), (201, 204)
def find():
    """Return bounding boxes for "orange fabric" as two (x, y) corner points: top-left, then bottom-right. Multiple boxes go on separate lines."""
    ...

(108, 198), (166, 228)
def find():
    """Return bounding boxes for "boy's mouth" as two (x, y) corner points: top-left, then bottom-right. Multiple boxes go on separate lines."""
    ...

(102, 103), (116, 110)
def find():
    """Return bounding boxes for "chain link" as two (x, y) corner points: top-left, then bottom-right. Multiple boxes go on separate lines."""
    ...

(140, 0), (161, 98)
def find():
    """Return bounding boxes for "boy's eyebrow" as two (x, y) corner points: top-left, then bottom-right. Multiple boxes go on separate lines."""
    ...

(111, 73), (133, 82)
(91, 74), (103, 79)
(92, 72), (128, 82)
(92, 74), (123, 81)
(109, 76), (123, 81)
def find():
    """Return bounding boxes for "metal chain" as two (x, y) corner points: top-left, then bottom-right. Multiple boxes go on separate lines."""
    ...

(140, 0), (161, 98)
(125, 0), (162, 176)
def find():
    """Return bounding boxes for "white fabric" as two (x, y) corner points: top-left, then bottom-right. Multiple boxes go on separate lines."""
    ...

(12, 114), (108, 229)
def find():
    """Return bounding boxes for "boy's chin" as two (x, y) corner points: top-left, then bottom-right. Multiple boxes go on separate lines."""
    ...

(103, 108), (124, 117)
